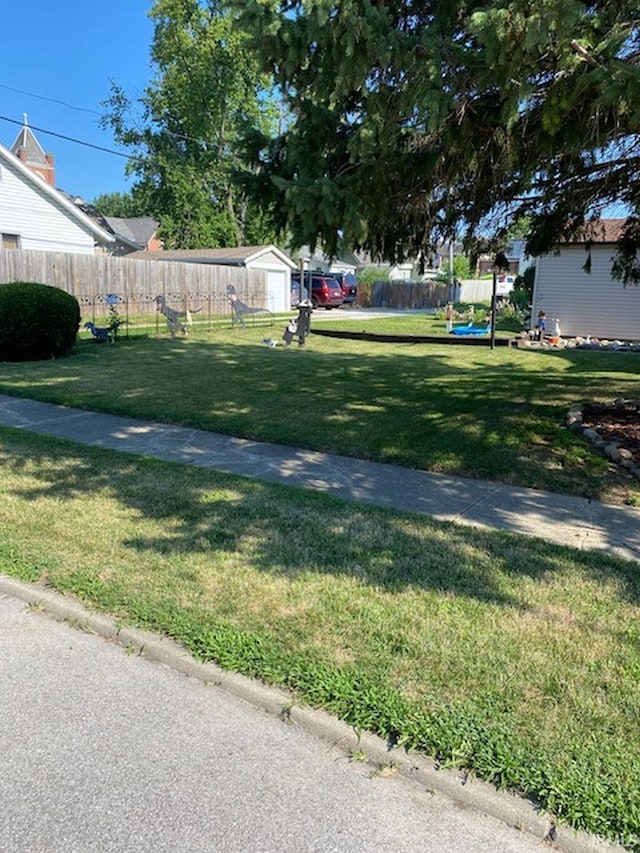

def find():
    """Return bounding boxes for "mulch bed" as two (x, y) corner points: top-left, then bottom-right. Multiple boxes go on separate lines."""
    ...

(581, 401), (640, 464)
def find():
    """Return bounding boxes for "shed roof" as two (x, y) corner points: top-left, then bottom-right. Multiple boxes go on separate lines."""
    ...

(564, 219), (626, 245)
(127, 245), (296, 268)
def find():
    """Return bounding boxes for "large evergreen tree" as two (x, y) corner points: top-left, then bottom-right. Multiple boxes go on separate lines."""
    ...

(237, 0), (640, 277)
(102, 0), (281, 248)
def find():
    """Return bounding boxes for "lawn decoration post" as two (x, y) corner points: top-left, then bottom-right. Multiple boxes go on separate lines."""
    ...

(105, 293), (126, 341)
(491, 251), (510, 350)
(282, 299), (313, 346)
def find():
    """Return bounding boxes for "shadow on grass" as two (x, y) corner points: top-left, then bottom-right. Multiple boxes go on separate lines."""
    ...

(1, 426), (639, 613)
(0, 334), (637, 501)
(4, 426), (640, 849)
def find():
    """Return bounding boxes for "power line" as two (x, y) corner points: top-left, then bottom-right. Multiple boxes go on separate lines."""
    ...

(0, 81), (225, 150)
(0, 113), (143, 163)
(0, 83), (101, 115)
(0, 112), (214, 159)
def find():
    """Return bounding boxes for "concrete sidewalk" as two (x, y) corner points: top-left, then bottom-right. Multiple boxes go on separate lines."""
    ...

(0, 393), (638, 561)
(0, 395), (634, 853)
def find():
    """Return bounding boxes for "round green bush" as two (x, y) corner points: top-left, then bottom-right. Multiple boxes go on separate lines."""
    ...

(0, 282), (81, 362)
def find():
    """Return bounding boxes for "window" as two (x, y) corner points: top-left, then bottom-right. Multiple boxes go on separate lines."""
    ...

(1, 234), (20, 249)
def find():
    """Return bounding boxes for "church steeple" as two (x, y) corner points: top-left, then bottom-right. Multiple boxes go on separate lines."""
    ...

(10, 114), (56, 186)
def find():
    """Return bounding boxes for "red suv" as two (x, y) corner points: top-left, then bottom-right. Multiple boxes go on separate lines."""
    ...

(291, 273), (344, 309)
(332, 272), (358, 305)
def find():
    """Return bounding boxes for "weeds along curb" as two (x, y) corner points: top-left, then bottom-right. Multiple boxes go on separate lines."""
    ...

(0, 575), (627, 853)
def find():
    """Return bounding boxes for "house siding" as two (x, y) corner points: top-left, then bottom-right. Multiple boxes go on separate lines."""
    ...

(0, 158), (97, 254)
(533, 246), (640, 339)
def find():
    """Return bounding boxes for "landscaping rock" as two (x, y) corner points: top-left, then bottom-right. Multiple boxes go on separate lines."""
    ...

(605, 443), (621, 463)
(582, 427), (600, 442)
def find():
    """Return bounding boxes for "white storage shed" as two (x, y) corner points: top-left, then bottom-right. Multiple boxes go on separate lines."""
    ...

(127, 245), (296, 313)
(532, 220), (640, 340)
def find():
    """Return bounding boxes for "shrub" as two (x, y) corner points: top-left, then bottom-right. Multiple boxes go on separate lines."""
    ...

(514, 265), (535, 299)
(496, 300), (526, 327)
(0, 282), (81, 362)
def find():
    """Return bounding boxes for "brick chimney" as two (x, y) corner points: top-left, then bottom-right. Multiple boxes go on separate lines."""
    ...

(44, 152), (55, 186)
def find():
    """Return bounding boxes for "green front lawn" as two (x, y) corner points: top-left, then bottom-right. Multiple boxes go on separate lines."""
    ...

(0, 427), (638, 848)
(0, 322), (637, 503)
(1, 317), (639, 846)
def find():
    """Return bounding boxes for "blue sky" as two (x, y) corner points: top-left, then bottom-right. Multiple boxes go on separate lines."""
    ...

(0, 1), (155, 202)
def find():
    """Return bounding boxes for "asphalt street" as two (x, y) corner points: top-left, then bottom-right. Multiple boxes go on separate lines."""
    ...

(0, 390), (634, 853)
(0, 592), (560, 853)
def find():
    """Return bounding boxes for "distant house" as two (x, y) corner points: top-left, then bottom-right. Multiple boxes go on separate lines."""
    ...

(294, 245), (359, 276)
(295, 243), (466, 282)
(60, 197), (162, 256)
(104, 217), (163, 254)
(127, 245), (296, 312)
(532, 219), (640, 339)
(476, 240), (528, 277)
(0, 138), (114, 254)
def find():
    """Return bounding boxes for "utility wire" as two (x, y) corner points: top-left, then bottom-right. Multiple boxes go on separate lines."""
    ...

(0, 81), (234, 149)
(0, 110), (214, 157)
(0, 113), (143, 163)
(0, 83), (101, 115)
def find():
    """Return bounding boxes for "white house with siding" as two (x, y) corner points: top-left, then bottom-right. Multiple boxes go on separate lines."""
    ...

(532, 219), (640, 340)
(0, 141), (114, 255)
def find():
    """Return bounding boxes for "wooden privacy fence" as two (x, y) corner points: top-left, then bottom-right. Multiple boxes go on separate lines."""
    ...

(357, 279), (449, 309)
(0, 249), (270, 327)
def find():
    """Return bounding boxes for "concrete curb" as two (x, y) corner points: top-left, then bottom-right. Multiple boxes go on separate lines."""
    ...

(0, 574), (626, 853)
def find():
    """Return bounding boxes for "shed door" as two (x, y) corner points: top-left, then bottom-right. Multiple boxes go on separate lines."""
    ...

(266, 270), (288, 313)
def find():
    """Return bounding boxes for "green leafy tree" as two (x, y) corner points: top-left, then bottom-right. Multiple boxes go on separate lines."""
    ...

(237, 0), (640, 278)
(101, 0), (281, 248)
(91, 191), (148, 218)
(442, 255), (472, 280)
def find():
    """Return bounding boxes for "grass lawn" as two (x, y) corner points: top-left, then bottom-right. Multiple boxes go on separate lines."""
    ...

(0, 314), (639, 845)
(0, 426), (639, 847)
(0, 319), (637, 504)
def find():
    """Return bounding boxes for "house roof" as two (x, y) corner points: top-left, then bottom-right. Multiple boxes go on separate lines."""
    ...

(56, 198), (158, 250)
(127, 245), (296, 268)
(104, 216), (159, 247)
(0, 142), (115, 245)
(58, 191), (125, 239)
(565, 219), (627, 245)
